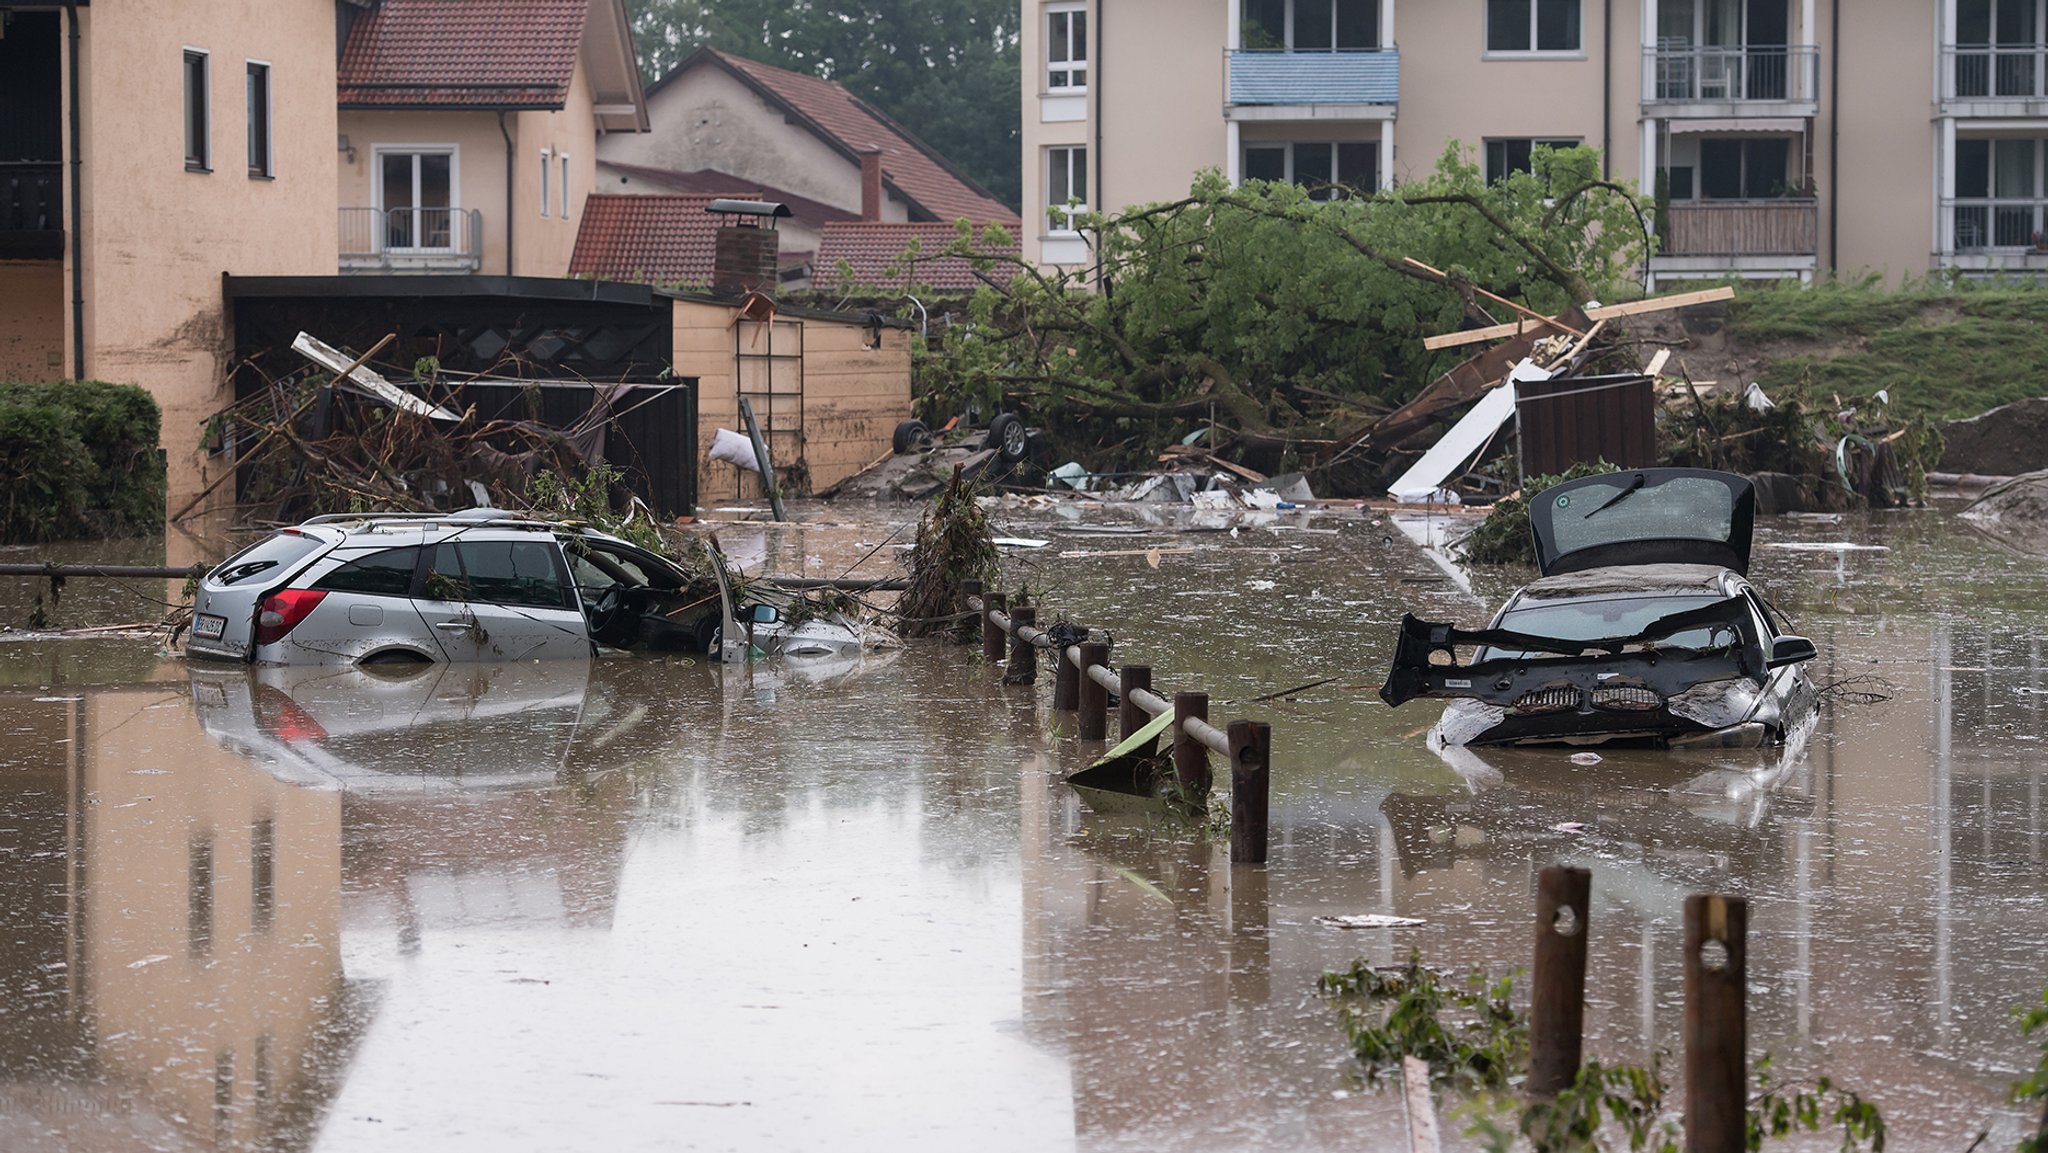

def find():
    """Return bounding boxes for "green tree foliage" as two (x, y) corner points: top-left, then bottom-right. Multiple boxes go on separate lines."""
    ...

(627, 0), (1021, 208)
(922, 145), (1648, 472)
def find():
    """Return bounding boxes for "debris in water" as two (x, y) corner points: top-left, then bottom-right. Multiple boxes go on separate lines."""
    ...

(1569, 752), (1603, 766)
(1316, 913), (1427, 930)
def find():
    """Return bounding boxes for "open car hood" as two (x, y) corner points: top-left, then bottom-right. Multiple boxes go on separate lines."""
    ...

(1529, 469), (1755, 576)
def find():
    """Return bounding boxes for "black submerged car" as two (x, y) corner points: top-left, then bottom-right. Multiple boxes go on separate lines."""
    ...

(1380, 468), (1819, 748)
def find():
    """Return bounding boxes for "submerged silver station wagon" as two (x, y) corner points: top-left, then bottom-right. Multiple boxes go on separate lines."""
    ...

(187, 512), (719, 665)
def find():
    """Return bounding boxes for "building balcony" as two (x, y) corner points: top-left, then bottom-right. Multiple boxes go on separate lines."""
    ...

(1939, 197), (2048, 271)
(1650, 200), (1818, 286)
(339, 207), (483, 273)
(1224, 49), (1398, 121)
(1642, 45), (1819, 116)
(1941, 46), (2048, 115)
(1, 162), (64, 261)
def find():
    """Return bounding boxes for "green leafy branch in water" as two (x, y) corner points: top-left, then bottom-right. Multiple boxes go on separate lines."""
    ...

(1319, 955), (1887, 1153)
(1317, 954), (1524, 1092)
(2017, 987), (2048, 1153)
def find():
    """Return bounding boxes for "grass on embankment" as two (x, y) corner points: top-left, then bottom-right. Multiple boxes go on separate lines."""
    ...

(1726, 278), (2048, 422)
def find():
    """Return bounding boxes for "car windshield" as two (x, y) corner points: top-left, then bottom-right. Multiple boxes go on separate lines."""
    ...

(1479, 594), (1733, 660)
(208, 531), (326, 587)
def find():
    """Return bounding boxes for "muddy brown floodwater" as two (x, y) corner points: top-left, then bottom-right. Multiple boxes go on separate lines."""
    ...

(1, 502), (2043, 1151)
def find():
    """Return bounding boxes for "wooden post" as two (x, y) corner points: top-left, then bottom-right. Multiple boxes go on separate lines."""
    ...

(1004, 606), (1038, 686)
(1227, 720), (1270, 865)
(1053, 638), (1079, 711)
(1528, 866), (1593, 1098)
(955, 579), (982, 645)
(1119, 665), (1151, 742)
(1077, 641), (1110, 740)
(1173, 691), (1210, 794)
(1684, 894), (1748, 1153)
(981, 591), (1007, 663)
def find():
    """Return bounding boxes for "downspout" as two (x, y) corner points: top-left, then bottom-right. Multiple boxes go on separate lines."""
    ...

(65, 1), (85, 379)
(1827, 0), (1839, 272)
(1095, 0), (1107, 296)
(1601, 0), (1611, 179)
(498, 111), (515, 275)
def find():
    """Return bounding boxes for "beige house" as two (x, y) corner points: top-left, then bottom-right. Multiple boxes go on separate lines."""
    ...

(334, 0), (648, 277)
(0, 0), (339, 509)
(1020, 0), (2046, 285)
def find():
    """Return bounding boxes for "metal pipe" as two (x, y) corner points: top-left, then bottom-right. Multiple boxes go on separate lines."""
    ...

(498, 111), (515, 274)
(0, 563), (207, 579)
(1182, 715), (1231, 757)
(65, 1), (84, 379)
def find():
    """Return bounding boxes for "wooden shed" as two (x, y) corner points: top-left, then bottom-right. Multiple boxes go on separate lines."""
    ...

(668, 292), (914, 501)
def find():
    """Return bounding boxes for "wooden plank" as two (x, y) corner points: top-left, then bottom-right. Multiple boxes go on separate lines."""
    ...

(1645, 348), (1672, 377)
(1404, 258), (1587, 338)
(1422, 287), (1737, 351)
(1401, 1056), (1442, 1153)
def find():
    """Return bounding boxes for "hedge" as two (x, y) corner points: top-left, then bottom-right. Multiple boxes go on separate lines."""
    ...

(0, 380), (167, 543)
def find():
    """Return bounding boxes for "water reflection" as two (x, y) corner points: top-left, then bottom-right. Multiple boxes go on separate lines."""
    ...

(0, 507), (2042, 1150)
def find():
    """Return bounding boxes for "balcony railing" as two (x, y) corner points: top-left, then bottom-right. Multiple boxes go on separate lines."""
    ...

(338, 206), (483, 272)
(1643, 45), (1819, 105)
(1658, 200), (1818, 257)
(1225, 49), (1399, 107)
(1943, 44), (2048, 101)
(1944, 198), (2048, 253)
(0, 162), (64, 260)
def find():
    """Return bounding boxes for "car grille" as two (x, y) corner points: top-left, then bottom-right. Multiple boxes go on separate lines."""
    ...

(1591, 685), (1663, 711)
(1514, 687), (1581, 714)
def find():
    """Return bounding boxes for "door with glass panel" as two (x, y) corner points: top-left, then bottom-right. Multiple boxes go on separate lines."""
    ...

(379, 151), (454, 252)
(1956, 0), (2043, 98)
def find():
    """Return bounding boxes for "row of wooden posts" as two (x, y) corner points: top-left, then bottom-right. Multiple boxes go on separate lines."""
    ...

(957, 579), (1273, 864)
(1528, 865), (1751, 1153)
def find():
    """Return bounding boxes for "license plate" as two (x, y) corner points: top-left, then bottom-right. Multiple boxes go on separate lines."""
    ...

(193, 613), (227, 640)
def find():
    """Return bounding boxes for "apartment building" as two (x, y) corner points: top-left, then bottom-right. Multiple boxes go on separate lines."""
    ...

(1021, 1), (2048, 285)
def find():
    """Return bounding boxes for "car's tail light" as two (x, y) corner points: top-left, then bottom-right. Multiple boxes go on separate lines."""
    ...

(1514, 687), (1581, 714)
(1591, 686), (1662, 711)
(255, 590), (327, 646)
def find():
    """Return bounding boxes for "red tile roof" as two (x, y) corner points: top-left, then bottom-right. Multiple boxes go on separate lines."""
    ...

(598, 162), (859, 234)
(816, 222), (1021, 293)
(569, 195), (724, 287)
(338, 0), (591, 109)
(662, 50), (1018, 227)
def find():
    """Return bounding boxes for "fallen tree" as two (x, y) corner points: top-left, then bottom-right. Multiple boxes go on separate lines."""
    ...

(916, 145), (1652, 491)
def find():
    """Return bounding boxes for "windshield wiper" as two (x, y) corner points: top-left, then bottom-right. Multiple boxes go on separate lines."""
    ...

(1582, 473), (1645, 520)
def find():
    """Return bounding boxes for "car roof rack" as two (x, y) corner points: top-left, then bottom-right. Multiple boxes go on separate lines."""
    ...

(296, 511), (573, 532)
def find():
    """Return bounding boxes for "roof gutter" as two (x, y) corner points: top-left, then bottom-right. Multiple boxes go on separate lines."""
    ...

(498, 111), (515, 275)
(66, 0), (85, 379)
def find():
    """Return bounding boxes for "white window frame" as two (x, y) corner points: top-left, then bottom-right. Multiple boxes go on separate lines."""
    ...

(1241, 140), (1378, 197)
(1483, 136), (1582, 184)
(1045, 145), (1088, 233)
(372, 145), (462, 253)
(539, 148), (553, 218)
(1484, 0), (1584, 57)
(183, 47), (211, 173)
(558, 152), (571, 219)
(246, 59), (273, 179)
(1045, 3), (1089, 93)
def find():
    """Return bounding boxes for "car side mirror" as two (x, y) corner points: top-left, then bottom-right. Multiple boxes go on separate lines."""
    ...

(1767, 635), (1817, 668)
(750, 604), (779, 624)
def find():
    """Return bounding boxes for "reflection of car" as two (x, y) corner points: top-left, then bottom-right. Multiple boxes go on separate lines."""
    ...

(187, 511), (719, 665)
(189, 660), (600, 792)
(1380, 469), (1818, 748)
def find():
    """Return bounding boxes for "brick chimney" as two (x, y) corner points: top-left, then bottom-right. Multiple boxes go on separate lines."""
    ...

(711, 220), (779, 296)
(859, 147), (884, 221)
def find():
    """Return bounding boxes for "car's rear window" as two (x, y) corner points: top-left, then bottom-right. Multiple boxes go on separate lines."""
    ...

(314, 547), (421, 596)
(207, 531), (326, 587)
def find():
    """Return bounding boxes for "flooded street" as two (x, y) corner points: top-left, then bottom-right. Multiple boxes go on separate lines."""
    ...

(2, 504), (2044, 1150)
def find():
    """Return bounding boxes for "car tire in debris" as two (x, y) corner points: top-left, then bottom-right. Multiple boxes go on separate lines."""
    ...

(987, 413), (1028, 462)
(892, 418), (933, 455)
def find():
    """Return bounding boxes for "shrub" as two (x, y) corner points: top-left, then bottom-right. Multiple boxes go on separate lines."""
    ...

(0, 380), (166, 543)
